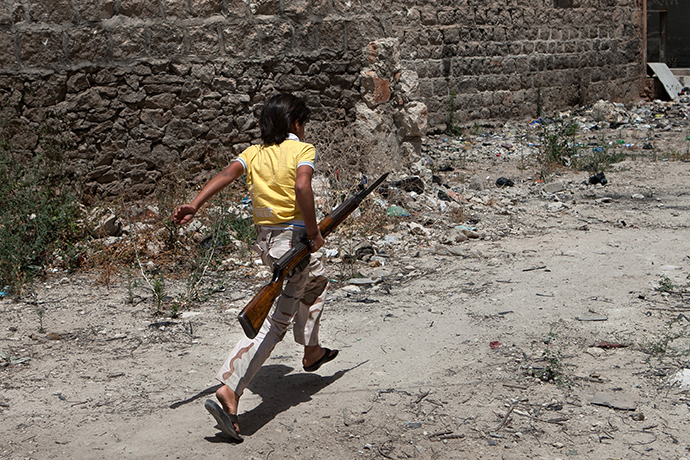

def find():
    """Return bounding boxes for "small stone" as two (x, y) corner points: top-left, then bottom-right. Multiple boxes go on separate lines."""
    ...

(468, 174), (485, 191)
(543, 181), (565, 194)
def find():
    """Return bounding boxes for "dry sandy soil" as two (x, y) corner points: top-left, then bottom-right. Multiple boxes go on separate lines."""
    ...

(2, 100), (690, 460)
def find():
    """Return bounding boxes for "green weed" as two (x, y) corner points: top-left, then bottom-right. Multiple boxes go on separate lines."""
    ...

(577, 136), (626, 173)
(655, 275), (676, 293)
(538, 119), (579, 171)
(528, 330), (572, 385)
(37, 309), (45, 333)
(640, 319), (690, 366)
(152, 274), (166, 314)
(0, 108), (85, 294)
(446, 91), (463, 137)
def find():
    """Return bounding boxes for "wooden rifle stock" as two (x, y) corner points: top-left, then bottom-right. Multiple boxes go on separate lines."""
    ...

(237, 172), (389, 338)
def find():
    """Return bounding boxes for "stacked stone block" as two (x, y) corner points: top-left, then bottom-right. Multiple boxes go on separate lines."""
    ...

(0, 0), (643, 199)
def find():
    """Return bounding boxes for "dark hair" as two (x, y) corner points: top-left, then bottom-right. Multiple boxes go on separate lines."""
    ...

(259, 93), (310, 145)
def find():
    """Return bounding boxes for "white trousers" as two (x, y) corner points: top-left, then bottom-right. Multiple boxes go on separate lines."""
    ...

(216, 228), (329, 396)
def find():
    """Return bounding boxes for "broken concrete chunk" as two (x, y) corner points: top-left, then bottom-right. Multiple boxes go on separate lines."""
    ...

(346, 277), (381, 285)
(590, 392), (639, 411)
(576, 312), (608, 321)
(543, 181), (565, 194)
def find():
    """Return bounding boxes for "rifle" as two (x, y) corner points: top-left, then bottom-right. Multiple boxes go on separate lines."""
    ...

(237, 172), (389, 339)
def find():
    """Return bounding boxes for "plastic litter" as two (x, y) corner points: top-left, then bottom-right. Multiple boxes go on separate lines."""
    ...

(437, 190), (452, 202)
(386, 206), (410, 217)
(672, 369), (690, 388)
(392, 177), (425, 194)
(588, 172), (607, 185)
(495, 177), (514, 187)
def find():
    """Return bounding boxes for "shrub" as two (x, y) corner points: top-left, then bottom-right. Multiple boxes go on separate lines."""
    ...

(0, 109), (85, 293)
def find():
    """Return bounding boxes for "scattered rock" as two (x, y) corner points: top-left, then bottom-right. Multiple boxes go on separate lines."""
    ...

(543, 182), (565, 194)
(468, 175), (485, 191)
(590, 392), (639, 410)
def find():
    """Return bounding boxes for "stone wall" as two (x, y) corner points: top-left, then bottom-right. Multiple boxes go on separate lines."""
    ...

(0, 0), (644, 200)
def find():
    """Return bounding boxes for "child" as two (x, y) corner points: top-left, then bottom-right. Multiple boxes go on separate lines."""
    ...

(172, 93), (338, 442)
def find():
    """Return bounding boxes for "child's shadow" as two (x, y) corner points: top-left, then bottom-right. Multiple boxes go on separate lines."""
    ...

(238, 364), (346, 436)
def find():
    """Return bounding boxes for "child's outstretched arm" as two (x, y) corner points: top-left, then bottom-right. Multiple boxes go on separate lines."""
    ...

(173, 161), (244, 225)
(294, 165), (324, 252)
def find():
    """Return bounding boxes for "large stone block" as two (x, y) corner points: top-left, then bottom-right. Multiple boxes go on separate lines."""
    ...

(0, 30), (16, 68)
(190, 63), (216, 84)
(120, 0), (161, 18)
(213, 77), (236, 92)
(188, 24), (220, 57)
(222, 23), (260, 59)
(111, 27), (147, 60)
(163, 118), (195, 148)
(141, 74), (186, 95)
(67, 26), (109, 63)
(274, 73), (309, 91)
(189, 0), (222, 17)
(161, 0), (189, 18)
(0, 1), (11, 24)
(140, 109), (172, 128)
(73, 0), (115, 21)
(149, 24), (186, 58)
(226, 0), (252, 16)
(247, 0), (280, 15)
(29, 0), (73, 23)
(144, 93), (178, 110)
(296, 19), (345, 52)
(283, 0), (309, 19)
(258, 21), (293, 56)
(394, 101), (428, 139)
(333, 0), (363, 14)
(360, 70), (391, 108)
(19, 29), (64, 67)
(347, 16), (385, 52)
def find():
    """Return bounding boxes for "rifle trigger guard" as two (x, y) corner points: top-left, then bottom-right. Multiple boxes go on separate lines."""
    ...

(288, 255), (310, 277)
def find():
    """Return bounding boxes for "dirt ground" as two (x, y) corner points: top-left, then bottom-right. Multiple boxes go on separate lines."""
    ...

(2, 99), (690, 460)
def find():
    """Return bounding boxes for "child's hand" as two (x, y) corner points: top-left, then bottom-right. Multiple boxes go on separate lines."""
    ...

(172, 204), (197, 225)
(308, 231), (325, 252)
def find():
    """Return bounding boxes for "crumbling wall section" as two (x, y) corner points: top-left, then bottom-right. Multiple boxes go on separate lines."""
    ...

(0, 0), (643, 199)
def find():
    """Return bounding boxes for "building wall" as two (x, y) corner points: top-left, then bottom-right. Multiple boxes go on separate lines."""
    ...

(0, 0), (644, 199)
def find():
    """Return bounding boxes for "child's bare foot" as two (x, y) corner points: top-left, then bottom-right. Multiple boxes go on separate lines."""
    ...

(216, 385), (240, 433)
(204, 385), (243, 442)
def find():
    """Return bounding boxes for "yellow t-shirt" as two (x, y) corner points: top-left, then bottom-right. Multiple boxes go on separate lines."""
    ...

(235, 135), (316, 228)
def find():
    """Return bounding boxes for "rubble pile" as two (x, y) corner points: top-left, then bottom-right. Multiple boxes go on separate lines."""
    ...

(83, 97), (690, 284)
